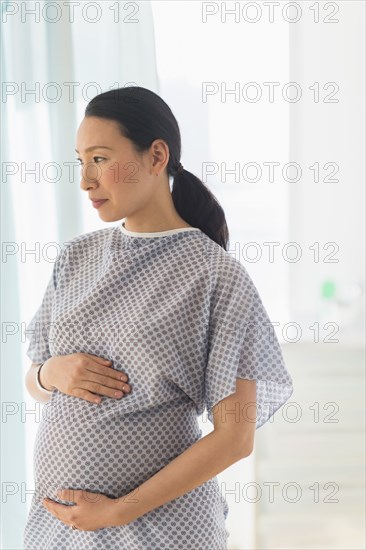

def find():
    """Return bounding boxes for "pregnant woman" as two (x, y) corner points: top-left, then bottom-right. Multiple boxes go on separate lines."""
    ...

(24, 86), (294, 549)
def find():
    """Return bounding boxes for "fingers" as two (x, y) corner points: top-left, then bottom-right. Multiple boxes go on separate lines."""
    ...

(72, 389), (104, 404)
(81, 379), (131, 400)
(83, 362), (129, 383)
(85, 372), (131, 393)
(82, 354), (129, 382)
(82, 353), (113, 366)
(73, 353), (131, 402)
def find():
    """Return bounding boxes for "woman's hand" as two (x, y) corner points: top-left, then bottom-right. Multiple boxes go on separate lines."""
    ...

(42, 488), (127, 530)
(40, 353), (131, 404)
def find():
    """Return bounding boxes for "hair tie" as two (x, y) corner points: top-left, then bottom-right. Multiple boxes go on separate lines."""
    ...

(176, 162), (184, 175)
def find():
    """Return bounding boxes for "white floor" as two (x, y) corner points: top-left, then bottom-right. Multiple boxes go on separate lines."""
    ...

(254, 342), (365, 550)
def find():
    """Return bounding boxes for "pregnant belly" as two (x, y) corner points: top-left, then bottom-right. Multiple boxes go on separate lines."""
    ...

(33, 390), (202, 505)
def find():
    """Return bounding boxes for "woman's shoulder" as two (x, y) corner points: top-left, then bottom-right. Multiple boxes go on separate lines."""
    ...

(57, 227), (114, 264)
(200, 235), (250, 282)
(193, 233), (256, 306)
(64, 226), (112, 246)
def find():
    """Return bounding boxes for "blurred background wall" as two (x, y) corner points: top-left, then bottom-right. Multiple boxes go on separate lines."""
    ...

(1, 1), (364, 548)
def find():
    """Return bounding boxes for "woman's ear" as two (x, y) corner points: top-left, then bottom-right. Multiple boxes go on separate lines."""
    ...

(151, 139), (169, 175)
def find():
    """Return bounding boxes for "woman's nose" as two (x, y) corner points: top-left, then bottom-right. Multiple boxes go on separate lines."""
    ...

(79, 163), (100, 190)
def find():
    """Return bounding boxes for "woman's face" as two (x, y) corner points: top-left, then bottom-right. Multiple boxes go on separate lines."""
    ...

(75, 116), (162, 222)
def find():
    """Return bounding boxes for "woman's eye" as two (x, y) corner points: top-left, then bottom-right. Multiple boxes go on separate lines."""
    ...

(76, 156), (105, 165)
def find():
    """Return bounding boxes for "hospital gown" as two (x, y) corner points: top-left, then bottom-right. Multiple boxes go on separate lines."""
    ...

(23, 221), (294, 549)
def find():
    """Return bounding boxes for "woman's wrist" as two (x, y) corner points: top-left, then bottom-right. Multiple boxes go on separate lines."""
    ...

(36, 360), (56, 393)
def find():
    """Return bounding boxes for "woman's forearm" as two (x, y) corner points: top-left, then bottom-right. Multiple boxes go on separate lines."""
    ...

(114, 428), (251, 525)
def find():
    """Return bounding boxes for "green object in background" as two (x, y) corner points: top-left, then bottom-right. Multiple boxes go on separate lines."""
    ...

(321, 279), (336, 299)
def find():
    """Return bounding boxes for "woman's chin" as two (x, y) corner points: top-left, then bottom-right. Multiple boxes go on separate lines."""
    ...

(97, 212), (120, 222)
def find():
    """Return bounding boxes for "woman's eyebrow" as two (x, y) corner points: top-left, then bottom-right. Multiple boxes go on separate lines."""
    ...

(75, 146), (113, 153)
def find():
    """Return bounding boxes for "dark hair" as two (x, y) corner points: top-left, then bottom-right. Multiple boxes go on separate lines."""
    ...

(84, 86), (229, 250)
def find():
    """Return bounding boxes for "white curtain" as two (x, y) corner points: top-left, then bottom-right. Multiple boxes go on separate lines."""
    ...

(1, 1), (158, 547)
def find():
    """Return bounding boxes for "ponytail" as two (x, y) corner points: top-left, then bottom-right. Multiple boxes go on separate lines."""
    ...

(171, 169), (229, 249)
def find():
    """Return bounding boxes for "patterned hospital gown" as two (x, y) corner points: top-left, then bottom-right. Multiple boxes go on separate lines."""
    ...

(24, 221), (294, 549)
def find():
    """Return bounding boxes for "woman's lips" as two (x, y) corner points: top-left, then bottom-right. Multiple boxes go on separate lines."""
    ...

(91, 199), (108, 209)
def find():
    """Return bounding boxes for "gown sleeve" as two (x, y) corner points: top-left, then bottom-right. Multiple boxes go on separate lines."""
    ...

(204, 255), (294, 430)
(25, 250), (65, 364)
